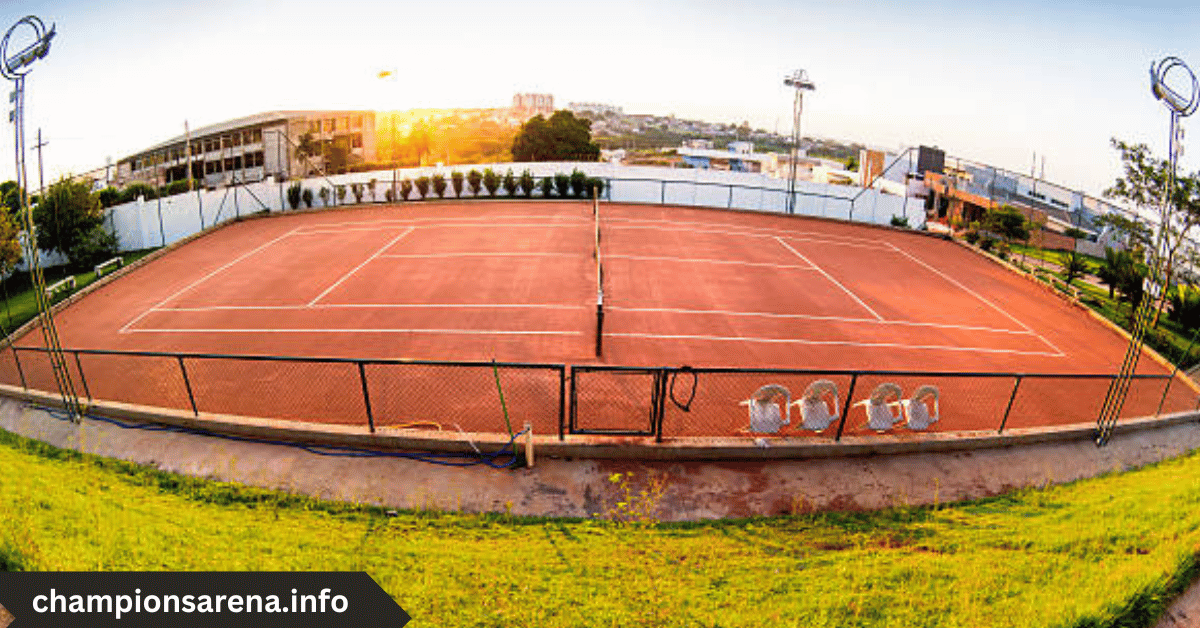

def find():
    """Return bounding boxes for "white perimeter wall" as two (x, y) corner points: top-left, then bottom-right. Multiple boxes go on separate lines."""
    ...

(104, 163), (924, 252)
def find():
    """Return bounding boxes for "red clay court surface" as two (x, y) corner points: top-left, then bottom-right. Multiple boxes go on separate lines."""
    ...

(2, 200), (1196, 439)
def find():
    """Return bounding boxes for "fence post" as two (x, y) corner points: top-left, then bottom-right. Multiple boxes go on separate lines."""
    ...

(72, 351), (92, 401)
(727, 185), (733, 209)
(177, 356), (199, 417)
(568, 368), (579, 435)
(661, 181), (666, 205)
(833, 374), (858, 442)
(998, 375), (1023, 433)
(652, 369), (668, 443)
(12, 346), (26, 390)
(558, 365), (566, 441)
(358, 362), (375, 433)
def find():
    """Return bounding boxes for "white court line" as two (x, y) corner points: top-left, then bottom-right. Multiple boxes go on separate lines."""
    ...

(124, 328), (581, 337)
(885, 242), (1065, 356)
(154, 303), (587, 312)
(606, 306), (1041, 336)
(308, 228), (414, 306)
(119, 227), (302, 333)
(606, 223), (890, 251)
(292, 214), (587, 232)
(774, 237), (884, 321)
(606, 254), (814, 270)
(607, 332), (1065, 357)
(604, 215), (881, 246)
(295, 222), (589, 236)
(377, 252), (581, 259)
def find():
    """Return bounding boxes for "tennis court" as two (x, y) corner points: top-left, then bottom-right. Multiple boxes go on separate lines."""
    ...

(4, 200), (1196, 438)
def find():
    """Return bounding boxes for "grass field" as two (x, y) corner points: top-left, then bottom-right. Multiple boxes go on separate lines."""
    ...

(1, 426), (1199, 627)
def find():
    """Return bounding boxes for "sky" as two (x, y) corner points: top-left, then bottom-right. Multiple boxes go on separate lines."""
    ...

(1, 0), (1199, 198)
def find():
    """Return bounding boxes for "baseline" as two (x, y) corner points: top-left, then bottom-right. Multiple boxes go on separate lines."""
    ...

(606, 331), (1064, 357)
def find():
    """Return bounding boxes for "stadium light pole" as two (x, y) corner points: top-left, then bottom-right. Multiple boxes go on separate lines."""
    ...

(1095, 56), (1199, 446)
(783, 69), (815, 215)
(1, 15), (83, 422)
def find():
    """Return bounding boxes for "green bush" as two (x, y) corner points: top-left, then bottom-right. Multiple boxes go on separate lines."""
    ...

(415, 177), (430, 199)
(483, 168), (500, 197)
(302, 188), (313, 208)
(569, 169), (588, 197)
(385, 187), (395, 203)
(502, 169), (517, 196)
(451, 171), (465, 197)
(890, 215), (910, 228)
(432, 174), (447, 199)
(96, 187), (121, 209)
(119, 183), (157, 203)
(351, 183), (364, 203)
(1170, 286), (1200, 332)
(467, 170), (483, 196)
(163, 180), (192, 197)
(964, 231), (980, 245)
(286, 183), (302, 210)
(400, 179), (413, 200)
(554, 173), (570, 197)
(336, 186), (347, 204)
(319, 188), (330, 206)
(978, 236), (996, 251)
(540, 176), (554, 198)
(67, 224), (118, 267)
(519, 170), (536, 197)
(586, 178), (605, 198)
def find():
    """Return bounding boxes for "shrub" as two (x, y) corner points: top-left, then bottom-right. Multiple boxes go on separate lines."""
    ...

(164, 180), (192, 197)
(286, 182), (302, 210)
(385, 187), (395, 203)
(351, 182), (364, 203)
(519, 170), (536, 197)
(97, 187), (121, 208)
(319, 188), (330, 206)
(978, 236), (996, 252)
(483, 168), (500, 197)
(400, 179), (413, 200)
(432, 173), (447, 198)
(964, 230), (980, 245)
(415, 176), (430, 199)
(467, 169), (483, 196)
(119, 182), (157, 203)
(586, 178), (605, 198)
(502, 169), (517, 196)
(890, 215), (910, 228)
(451, 171), (465, 197)
(302, 188), (313, 208)
(336, 186), (347, 204)
(1170, 286), (1200, 332)
(569, 169), (588, 197)
(368, 178), (378, 201)
(554, 172), (571, 197)
(540, 176), (554, 198)
(67, 224), (118, 267)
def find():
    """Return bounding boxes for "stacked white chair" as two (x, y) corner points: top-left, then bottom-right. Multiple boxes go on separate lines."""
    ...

(739, 384), (791, 433)
(900, 385), (940, 430)
(855, 382), (903, 432)
(792, 379), (840, 432)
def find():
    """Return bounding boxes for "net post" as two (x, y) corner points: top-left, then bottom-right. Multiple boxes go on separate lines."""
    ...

(558, 365), (566, 441)
(595, 302), (604, 358)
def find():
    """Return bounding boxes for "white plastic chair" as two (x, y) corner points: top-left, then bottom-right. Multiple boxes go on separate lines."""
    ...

(854, 382), (903, 432)
(791, 379), (840, 432)
(739, 384), (791, 433)
(900, 385), (939, 430)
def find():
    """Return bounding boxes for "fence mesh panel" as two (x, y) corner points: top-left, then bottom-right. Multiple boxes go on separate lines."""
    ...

(182, 357), (366, 426)
(75, 352), (192, 413)
(366, 363), (562, 436)
(0, 347), (22, 388)
(572, 368), (658, 434)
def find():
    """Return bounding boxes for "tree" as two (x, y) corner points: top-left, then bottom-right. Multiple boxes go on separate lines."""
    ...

(286, 182), (302, 209)
(519, 170), (536, 198)
(1097, 247), (1123, 299)
(297, 133), (319, 176)
(502, 169), (517, 196)
(483, 168), (500, 197)
(0, 181), (22, 216)
(33, 177), (106, 264)
(467, 169), (483, 196)
(982, 205), (1030, 246)
(451, 171), (464, 197)
(432, 173), (447, 198)
(1169, 285), (1200, 332)
(511, 111), (601, 162)
(0, 210), (21, 325)
(1104, 138), (1200, 325)
(1092, 211), (1152, 252)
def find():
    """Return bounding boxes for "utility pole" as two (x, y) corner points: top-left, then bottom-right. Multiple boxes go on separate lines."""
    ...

(34, 127), (46, 196)
(184, 120), (193, 191)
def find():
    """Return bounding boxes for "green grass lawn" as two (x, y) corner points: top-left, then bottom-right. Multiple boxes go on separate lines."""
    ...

(0, 249), (158, 338)
(1, 426), (1199, 627)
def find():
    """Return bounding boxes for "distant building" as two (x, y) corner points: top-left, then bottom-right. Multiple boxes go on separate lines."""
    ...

(678, 143), (778, 174)
(511, 93), (555, 120)
(115, 110), (377, 188)
(569, 102), (623, 116)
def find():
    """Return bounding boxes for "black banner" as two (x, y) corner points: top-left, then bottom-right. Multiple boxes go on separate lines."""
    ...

(0, 572), (409, 628)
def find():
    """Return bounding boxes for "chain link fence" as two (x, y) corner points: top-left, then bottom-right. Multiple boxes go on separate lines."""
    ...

(1, 346), (1194, 442)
